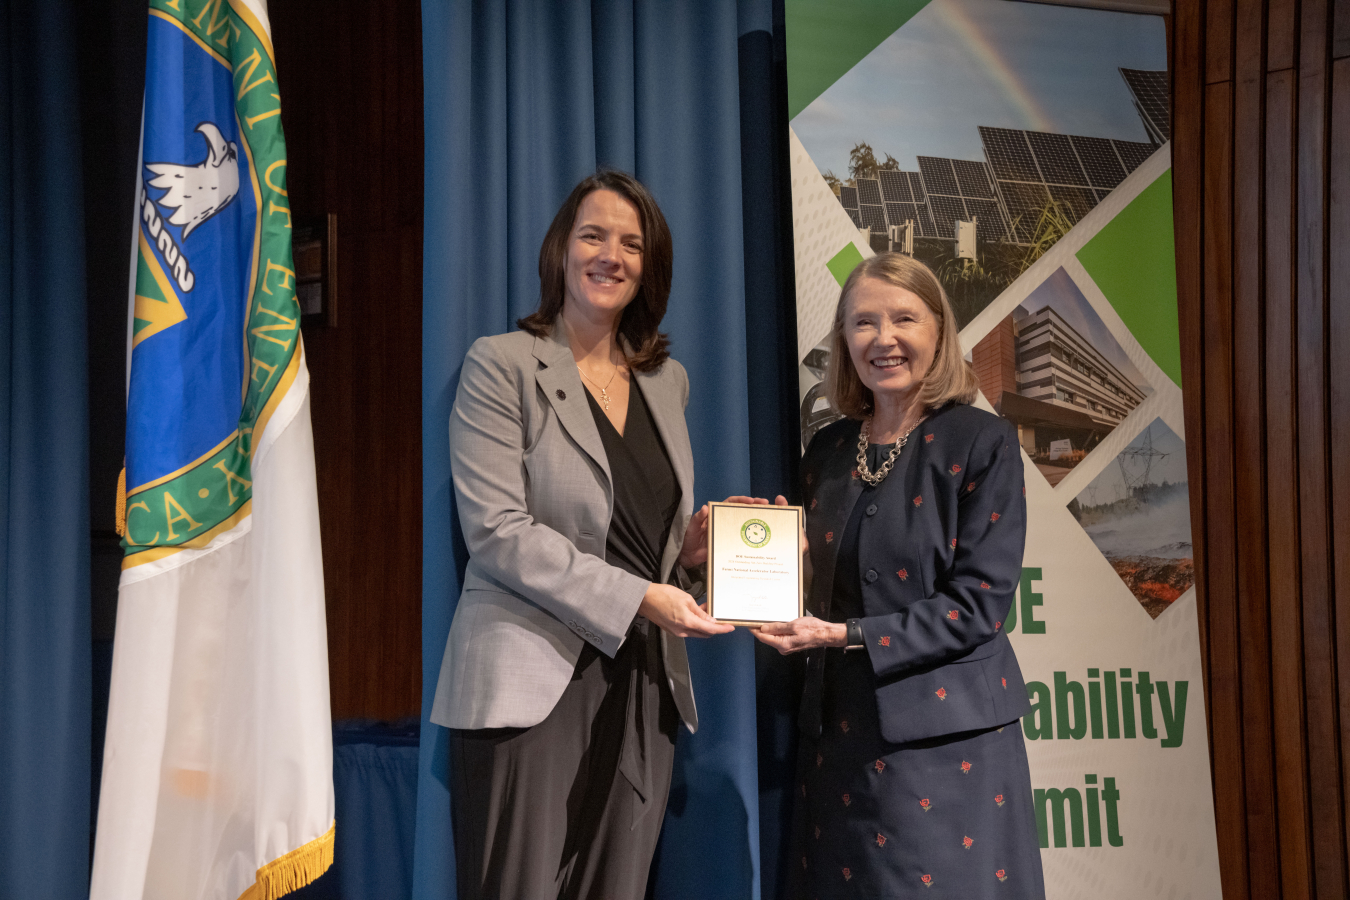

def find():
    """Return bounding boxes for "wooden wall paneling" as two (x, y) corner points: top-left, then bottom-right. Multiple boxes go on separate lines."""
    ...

(1232, 2), (1282, 894)
(1335, 0), (1350, 57)
(271, 0), (424, 721)
(1295, 3), (1348, 894)
(1263, 66), (1314, 900)
(1174, 0), (1211, 695)
(1269, 0), (1299, 70)
(1202, 78), (1251, 899)
(1178, 2), (1350, 894)
(1208, 0), (1238, 82)
(1330, 53), (1350, 893)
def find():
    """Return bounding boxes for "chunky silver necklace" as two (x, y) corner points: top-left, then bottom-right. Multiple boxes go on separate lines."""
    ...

(855, 414), (926, 486)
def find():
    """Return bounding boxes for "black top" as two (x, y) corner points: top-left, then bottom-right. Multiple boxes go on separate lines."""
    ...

(586, 382), (681, 584)
(828, 442), (897, 623)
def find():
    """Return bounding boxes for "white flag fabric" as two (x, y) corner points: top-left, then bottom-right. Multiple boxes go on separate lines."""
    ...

(91, 2), (334, 897)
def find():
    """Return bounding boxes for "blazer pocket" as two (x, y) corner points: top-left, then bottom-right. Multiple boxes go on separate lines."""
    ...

(873, 642), (1008, 745)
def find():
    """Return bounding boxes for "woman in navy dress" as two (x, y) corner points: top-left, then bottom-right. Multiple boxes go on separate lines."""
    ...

(756, 253), (1045, 898)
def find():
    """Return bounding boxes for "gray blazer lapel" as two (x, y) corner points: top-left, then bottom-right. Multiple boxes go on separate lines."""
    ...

(634, 365), (695, 582)
(533, 332), (611, 485)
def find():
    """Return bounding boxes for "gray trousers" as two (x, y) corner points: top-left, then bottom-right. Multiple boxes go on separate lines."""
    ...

(449, 620), (678, 900)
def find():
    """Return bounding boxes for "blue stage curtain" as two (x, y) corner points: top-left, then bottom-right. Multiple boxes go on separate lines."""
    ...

(0, 1), (92, 897)
(417, 1), (795, 897)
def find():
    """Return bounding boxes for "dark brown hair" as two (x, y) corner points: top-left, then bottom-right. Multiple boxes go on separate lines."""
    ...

(825, 252), (979, 419)
(518, 170), (673, 371)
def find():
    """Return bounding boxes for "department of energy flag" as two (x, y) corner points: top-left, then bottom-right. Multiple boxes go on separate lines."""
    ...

(91, 2), (334, 898)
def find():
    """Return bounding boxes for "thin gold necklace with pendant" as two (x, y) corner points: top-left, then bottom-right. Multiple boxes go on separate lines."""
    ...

(578, 358), (622, 410)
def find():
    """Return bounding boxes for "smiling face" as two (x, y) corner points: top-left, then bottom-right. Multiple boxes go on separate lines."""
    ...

(843, 275), (940, 406)
(562, 189), (644, 328)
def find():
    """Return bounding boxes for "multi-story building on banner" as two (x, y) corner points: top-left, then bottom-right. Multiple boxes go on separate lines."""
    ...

(1014, 304), (1146, 426)
(972, 304), (1146, 467)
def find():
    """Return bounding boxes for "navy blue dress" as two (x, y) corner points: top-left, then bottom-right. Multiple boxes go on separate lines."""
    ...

(789, 402), (1045, 899)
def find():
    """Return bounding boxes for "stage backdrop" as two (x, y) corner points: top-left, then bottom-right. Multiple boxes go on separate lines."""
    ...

(784, 1), (1222, 897)
(417, 2), (797, 898)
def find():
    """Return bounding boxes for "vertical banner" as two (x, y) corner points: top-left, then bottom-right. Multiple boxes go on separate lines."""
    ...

(784, 1), (1221, 896)
(91, 1), (335, 898)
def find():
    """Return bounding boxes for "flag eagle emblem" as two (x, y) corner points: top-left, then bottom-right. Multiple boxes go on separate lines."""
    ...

(145, 121), (240, 239)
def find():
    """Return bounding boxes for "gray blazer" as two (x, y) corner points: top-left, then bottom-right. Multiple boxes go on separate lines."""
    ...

(429, 327), (699, 733)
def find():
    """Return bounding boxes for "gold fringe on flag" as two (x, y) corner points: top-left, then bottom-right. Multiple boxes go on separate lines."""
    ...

(114, 467), (128, 538)
(237, 822), (335, 900)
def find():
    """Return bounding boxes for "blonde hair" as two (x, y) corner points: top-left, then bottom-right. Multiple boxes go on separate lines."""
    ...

(825, 252), (979, 419)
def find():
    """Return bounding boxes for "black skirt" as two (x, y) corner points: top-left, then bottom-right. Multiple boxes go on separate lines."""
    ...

(790, 648), (1046, 899)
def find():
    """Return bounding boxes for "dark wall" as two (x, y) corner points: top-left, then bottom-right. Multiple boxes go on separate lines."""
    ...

(271, 0), (424, 721)
(1173, 1), (1349, 896)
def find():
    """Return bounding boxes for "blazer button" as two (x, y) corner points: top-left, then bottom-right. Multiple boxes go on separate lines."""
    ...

(556, 389), (566, 400)
(865, 569), (878, 583)
(865, 504), (878, 516)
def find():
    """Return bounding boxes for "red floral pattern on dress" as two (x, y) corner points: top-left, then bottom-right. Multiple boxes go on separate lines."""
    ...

(851, 468), (860, 480)
(990, 511), (1001, 522)
(919, 798), (932, 812)
(842, 868), (852, 881)
(825, 531), (834, 544)
(913, 495), (923, 507)
(1002, 676), (1007, 689)
(925, 433), (935, 443)
(947, 610), (959, 620)
(996, 869), (1008, 882)
(842, 793), (851, 807)
(960, 760), (972, 774)
(968, 481), (977, 492)
(874, 759), (886, 773)
(921, 874), (934, 888)
(995, 793), (1005, 807)
(935, 687), (947, 700)
(810, 498), (818, 510)
(879, 635), (892, 647)
(950, 537), (958, 549)
(995, 620), (1002, 630)
(840, 719), (849, 733)
(950, 463), (963, 475)
(897, 568), (908, 581)
(876, 833), (887, 848)
(963, 836), (974, 850)
(980, 582), (990, 589)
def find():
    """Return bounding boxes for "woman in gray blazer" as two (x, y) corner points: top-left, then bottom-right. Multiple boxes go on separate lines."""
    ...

(430, 171), (747, 900)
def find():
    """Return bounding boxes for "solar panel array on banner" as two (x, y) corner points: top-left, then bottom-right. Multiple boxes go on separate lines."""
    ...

(917, 156), (1009, 240)
(856, 178), (883, 206)
(878, 170), (911, 203)
(1120, 68), (1171, 143)
(831, 170), (938, 238)
(978, 126), (1158, 242)
(859, 204), (887, 229)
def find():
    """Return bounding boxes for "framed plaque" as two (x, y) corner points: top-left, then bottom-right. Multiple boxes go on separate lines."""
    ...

(706, 501), (805, 626)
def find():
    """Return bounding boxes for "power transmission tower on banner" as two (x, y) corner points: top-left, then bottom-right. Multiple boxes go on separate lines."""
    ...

(1116, 424), (1169, 503)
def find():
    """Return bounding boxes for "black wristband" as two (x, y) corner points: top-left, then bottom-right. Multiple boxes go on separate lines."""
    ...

(845, 617), (864, 648)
